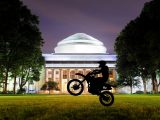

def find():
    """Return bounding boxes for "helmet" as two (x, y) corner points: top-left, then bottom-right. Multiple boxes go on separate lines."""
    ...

(98, 60), (106, 67)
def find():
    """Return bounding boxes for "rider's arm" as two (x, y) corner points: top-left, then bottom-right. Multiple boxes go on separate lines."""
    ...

(92, 69), (101, 74)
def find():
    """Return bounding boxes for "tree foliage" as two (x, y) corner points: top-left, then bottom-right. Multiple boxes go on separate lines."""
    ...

(0, 0), (44, 93)
(116, 53), (140, 94)
(114, 0), (160, 93)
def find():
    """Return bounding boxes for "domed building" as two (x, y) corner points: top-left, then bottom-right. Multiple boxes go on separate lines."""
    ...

(41, 33), (117, 94)
(54, 33), (107, 53)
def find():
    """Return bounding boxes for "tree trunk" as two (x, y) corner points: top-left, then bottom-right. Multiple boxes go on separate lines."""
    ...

(28, 81), (30, 94)
(49, 89), (50, 95)
(19, 77), (25, 94)
(3, 69), (9, 94)
(13, 75), (17, 94)
(151, 72), (158, 94)
(130, 85), (133, 94)
(130, 77), (133, 94)
(19, 81), (25, 93)
(142, 76), (147, 94)
(2, 82), (5, 92)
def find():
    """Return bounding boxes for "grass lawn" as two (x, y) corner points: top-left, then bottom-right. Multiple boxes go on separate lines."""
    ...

(0, 94), (160, 120)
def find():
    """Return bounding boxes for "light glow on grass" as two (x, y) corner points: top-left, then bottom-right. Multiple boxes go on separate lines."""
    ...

(0, 94), (160, 120)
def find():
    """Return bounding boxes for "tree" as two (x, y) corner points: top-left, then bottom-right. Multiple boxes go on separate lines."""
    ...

(0, 70), (4, 91)
(115, 19), (150, 94)
(115, 0), (160, 94)
(141, 0), (160, 93)
(18, 55), (44, 93)
(156, 69), (160, 91)
(41, 81), (59, 94)
(116, 54), (140, 94)
(0, 0), (44, 93)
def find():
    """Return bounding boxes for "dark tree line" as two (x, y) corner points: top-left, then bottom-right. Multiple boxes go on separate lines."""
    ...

(115, 0), (160, 94)
(0, 0), (44, 94)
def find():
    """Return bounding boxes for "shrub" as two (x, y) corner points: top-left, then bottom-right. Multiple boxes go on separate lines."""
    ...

(135, 91), (144, 94)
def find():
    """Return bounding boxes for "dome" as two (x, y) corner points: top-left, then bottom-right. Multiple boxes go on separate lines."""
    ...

(54, 33), (107, 53)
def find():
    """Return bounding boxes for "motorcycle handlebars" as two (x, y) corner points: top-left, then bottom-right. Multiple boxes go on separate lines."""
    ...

(75, 73), (86, 77)
(75, 70), (98, 78)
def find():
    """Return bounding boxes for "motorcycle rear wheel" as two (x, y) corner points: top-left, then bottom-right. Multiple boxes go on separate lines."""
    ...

(99, 91), (114, 106)
(67, 79), (84, 96)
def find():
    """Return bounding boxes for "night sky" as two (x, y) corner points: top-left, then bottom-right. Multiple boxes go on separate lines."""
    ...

(22, 0), (151, 54)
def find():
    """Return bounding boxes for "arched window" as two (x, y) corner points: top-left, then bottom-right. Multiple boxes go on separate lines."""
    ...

(70, 70), (75, 79)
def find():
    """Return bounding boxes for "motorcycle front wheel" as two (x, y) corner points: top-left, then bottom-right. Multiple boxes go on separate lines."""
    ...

(99, 91), (114, 106)
(67, 79), (84, 96)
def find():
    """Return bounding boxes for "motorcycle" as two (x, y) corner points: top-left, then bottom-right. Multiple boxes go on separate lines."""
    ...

(67, 70), (114, 106)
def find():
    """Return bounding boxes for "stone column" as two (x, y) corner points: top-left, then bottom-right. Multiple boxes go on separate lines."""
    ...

(67, 69), (70, 82)
(52, 68), (54, 81)
(75, 68), (78, 79)
(83, 68), (87, 93)
(59, 69), (62, 93)
(45, 68), (47, 82)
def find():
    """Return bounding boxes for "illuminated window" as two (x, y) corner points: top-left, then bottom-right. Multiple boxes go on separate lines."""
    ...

(55, 78), (59, 82)
(98, 73), (102, 77)
(56, 71), (59, 74)
(48, 70), (52, 74)
(47, 69), (52, 81)
(70, 70), (75, 79)
(63, 70), (68, 79)
(109, 70), (113, 80)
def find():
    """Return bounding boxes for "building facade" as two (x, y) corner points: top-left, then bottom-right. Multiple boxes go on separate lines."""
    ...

(1, 33), (153, 94)
(40, 33), (117, 94)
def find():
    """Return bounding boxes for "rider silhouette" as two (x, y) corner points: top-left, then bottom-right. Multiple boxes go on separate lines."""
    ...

(97, 60), (109, 83)
(91, 60), (109, 91)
